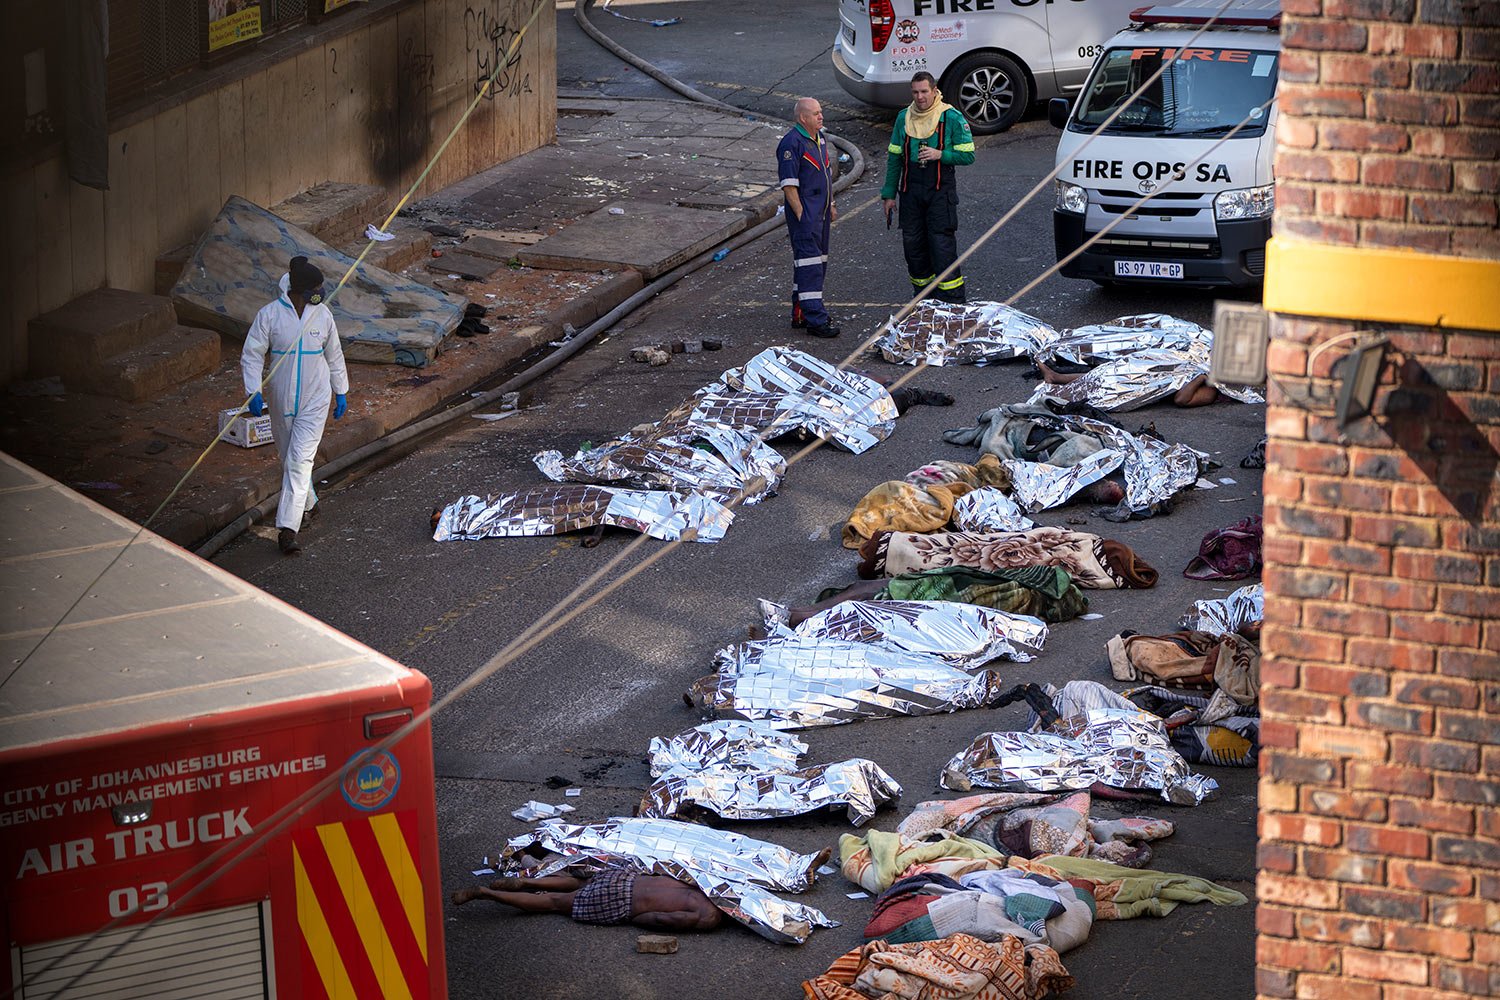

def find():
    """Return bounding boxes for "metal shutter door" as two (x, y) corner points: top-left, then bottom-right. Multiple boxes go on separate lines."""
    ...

(16, 902), (269, 1000)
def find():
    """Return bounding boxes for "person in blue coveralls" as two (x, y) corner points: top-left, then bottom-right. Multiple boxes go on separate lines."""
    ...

(777, 97), (840, 339)
(242, 256), (350, 555)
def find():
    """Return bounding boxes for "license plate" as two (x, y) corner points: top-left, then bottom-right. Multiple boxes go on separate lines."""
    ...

(1114, 260), (1184, 279)
(842, 24), (855, 47)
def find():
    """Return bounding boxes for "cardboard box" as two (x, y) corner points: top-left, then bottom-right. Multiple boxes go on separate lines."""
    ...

(218, 407), (275, 448)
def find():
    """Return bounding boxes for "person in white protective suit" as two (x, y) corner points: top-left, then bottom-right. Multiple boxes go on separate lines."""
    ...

(242, 256), (350, 554)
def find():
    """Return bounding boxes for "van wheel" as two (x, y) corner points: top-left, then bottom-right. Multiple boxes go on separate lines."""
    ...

(944, 54), (1030, 134)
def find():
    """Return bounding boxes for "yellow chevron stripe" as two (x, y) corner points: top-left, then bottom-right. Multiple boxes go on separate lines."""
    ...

(371, 813), (428, 960)
(295, 845), (359, 1000)
(319, 822), (413, 1000)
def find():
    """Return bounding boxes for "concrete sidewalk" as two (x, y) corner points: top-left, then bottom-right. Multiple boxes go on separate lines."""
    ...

(0, 96), (796, 549)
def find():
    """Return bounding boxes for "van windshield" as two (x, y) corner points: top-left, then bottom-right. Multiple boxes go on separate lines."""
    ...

(1073, 45), (1278, 138)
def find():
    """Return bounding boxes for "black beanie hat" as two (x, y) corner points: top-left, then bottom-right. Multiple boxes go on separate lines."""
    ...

(288, 256), (324, 295)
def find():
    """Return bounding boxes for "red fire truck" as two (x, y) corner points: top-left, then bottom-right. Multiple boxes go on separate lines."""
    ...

(0, 452), (447, 999)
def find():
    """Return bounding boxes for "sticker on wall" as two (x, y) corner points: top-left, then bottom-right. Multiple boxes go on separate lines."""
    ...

(928, 19), (968, 43)
(895, 20), (920, 44)
(207, 1), (263, 52)
(341, 749), (402, 811)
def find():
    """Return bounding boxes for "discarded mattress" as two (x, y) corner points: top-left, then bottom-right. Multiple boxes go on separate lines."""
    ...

(432, 485), (732, 543)
(499, 817), (837, 944)
(171, 195), (464, 367)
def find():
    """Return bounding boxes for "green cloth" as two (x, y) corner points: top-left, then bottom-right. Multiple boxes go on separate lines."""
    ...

(796, 123), (815, 141)
(876, 566), (1090, 624)
(880, 107), (976, 200)
(839, 830), (1005, 893)
(1034, 855), (1248, 919)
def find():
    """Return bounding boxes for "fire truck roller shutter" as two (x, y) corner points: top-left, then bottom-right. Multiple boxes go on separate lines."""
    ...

(17, 902), (269, 999)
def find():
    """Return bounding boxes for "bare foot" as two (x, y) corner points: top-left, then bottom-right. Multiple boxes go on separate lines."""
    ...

(451, 887), (487, 906)
(810, 847), (833, 872)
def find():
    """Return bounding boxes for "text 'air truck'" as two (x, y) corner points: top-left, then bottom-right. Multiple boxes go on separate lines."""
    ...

(0, 453), (447, 1000)
(1051, 1), (1282, 287)
(832, 0), (1141, 134)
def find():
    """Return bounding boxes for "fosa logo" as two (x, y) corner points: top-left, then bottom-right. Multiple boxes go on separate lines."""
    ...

(341, 749), (401, 811)
(895, 19), (919, 45)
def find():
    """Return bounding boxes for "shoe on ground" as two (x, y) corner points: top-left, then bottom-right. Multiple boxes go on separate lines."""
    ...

(278, 529), (302, 555)
(304, 503), (320, 523)
(806, 324), (840, 339)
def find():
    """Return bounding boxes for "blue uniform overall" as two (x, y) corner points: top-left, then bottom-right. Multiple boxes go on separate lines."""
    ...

(777, 125), (835, 329)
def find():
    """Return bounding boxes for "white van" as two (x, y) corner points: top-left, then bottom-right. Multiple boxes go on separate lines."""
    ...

(1050, 1), (1282, 287)
(831, 0), (1141, 133)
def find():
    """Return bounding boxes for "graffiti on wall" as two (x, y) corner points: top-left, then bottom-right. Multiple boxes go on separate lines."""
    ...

(463, 0), (537, 100)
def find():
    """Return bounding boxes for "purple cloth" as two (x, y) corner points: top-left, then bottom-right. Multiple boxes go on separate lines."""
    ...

(1184, 516), (1263, 581)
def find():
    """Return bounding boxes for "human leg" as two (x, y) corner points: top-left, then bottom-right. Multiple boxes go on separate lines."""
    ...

(928, 188), (964, 304)
(274, 408), (329, 532)
(450, 886), (575, 913)
(789, 225), (830, 329)
(899, 188), (936, 295)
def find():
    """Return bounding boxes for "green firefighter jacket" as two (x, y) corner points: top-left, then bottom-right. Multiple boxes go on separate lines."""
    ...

(880, 107), (977, 200)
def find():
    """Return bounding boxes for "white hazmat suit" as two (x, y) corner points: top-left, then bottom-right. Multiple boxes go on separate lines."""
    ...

(242, 275), (349, 531)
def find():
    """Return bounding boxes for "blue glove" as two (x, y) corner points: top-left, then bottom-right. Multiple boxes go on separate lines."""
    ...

(334, 394), (347, 420)
(248, 392), (265, 417)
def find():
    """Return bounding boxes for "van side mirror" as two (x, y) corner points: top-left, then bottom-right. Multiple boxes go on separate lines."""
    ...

(1048, 98), (1071, 129)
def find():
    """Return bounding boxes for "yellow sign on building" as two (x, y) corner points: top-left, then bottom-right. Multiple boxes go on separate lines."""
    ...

(208, 4), (263, 52)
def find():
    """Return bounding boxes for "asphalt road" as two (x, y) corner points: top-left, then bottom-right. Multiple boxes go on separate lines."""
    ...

(213, 3), (1262, 996)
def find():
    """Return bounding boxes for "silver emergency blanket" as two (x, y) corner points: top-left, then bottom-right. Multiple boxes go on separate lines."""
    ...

(640, 757), (902, 826)
(1181, 582), (1265, 635)
(1040, 314), (1211, 366)
(877, 300), (1057, 366)
(1033, 315), (1263, 412)
(786, 600), (1048, 666)
(666, 346), (898, 454)
(940, 680), (1218, 805)
(499, 817), (837, 944)
(432, 485), (732, 543)
(952, 486), (1036, 533)
(1003, 411), (1207, 514)
(698, 632), (1009, 729)
(535, 423), (784, 504)
(648, 720), (808, 777)
(643, 722), (900, 825)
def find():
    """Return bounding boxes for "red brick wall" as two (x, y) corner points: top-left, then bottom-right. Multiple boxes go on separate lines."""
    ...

(1258, 4), (1500, 1000)
(1274, 0), (1499, 257)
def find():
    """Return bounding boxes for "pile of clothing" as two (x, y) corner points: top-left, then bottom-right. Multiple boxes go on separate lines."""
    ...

(803, 932), (1074, 1000)
(943, 403), (1210, 515)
